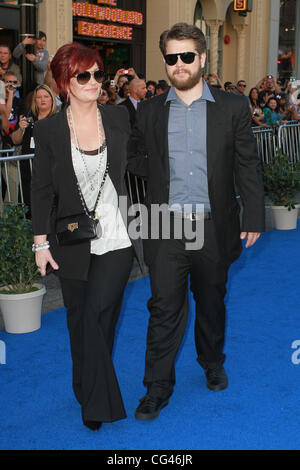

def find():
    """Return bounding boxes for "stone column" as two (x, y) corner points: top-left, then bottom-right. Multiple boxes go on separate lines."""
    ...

(38, 0), (73, 56)
(233, 23), (248, 80)
(206, 20), (223, 74)
(267, 0), (280, 78)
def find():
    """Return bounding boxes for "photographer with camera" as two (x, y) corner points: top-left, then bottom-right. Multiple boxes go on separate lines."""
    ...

(13, 32), (49, 86)
(249, 87), (268, 127)
(0, 72), (25, 148)
(11, 84), (57, 214)
(0, 86), (9, 149)
(255, 74), (282, 97)
(113, 67), (138, 103)
(0, 71), (25, 204)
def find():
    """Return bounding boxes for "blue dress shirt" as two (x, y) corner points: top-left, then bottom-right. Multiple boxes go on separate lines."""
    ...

(166, 80), (215, 213)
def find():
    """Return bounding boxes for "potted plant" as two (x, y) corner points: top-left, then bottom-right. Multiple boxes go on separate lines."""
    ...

(0, 204), (46, 333)
(263, 149), (300, 230)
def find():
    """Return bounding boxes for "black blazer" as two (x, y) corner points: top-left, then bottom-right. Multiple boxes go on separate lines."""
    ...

(127, 85), (265, 266)
(31, 104), (141, 280)
(118, 97), (136, 128)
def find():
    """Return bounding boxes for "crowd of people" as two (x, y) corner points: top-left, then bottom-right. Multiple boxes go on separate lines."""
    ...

(1, 31), (299, 213)
(1, 30), (300, 157)
(204, 73), (300, 128)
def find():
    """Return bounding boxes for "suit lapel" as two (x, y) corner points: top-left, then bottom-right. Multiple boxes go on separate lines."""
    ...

(206, 86), (225, 183)
(154, 96), (171, 179)
(99, 104), (112, 171)
(59, 106), (79, 190)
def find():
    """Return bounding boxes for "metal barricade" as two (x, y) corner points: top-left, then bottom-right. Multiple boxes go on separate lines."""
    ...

(251, 126), (277, 164)
(4, 121), (298, 212)
(0, 152), (34, 208)
(278, 121), (300, 167)
(1, 150), (145, 209)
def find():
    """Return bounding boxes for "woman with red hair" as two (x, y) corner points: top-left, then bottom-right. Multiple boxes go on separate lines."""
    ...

(30, 42), (141, 431)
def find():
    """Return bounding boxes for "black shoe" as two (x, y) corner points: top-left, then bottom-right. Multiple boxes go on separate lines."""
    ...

(205, 365), (228, 391)
(83, 420), (102, 431)
(135, 395), (169, 421)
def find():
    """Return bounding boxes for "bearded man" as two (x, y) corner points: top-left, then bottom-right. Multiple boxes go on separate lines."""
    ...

(127, 23), (265, 421)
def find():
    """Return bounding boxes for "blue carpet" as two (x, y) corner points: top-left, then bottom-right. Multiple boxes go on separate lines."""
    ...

(0, 223), (300, 450)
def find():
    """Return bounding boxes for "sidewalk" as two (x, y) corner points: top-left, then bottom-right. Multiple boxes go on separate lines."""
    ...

(0, 257), (146, 330)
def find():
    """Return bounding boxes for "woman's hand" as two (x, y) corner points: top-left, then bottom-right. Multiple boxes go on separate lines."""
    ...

(25, 53), (36, 62)
(23, 36), (35, 46)
(19, 115), (29, 132)
(35, 249), (59, 277)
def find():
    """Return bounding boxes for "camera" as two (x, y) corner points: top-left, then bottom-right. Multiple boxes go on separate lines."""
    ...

(145, 90), (153, 99)
(25, 44), (34, 54)
(26, 117), (34, 125)
(5, 84), (17, 91)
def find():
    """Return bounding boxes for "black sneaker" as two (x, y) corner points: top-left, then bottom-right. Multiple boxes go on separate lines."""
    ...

(205, 365), (228, 391)
(135, 395), (169, 421)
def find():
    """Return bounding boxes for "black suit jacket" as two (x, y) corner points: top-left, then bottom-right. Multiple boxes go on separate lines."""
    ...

(31, 104), (141, 280)
(118, 97), (137, 128)
(127, 85), (265, 266)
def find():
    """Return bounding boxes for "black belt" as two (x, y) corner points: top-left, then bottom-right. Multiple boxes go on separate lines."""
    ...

(169, 211), (211, 221)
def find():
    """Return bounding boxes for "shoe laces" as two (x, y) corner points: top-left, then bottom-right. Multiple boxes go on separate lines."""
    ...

(142, 395), (158, 406)
(207, 366), (223, 379)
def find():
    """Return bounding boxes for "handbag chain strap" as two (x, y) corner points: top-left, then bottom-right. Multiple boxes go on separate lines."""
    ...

(76, 163), (109, 220)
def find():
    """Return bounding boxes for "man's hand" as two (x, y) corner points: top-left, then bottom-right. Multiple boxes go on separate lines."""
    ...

(240, 232), (261, 248)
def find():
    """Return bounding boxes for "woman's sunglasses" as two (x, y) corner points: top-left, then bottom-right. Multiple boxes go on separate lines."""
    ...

(164, 51), (200, 66)
(74, 70), (105, 85)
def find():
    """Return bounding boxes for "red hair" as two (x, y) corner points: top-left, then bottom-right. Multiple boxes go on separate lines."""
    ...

(51, 42), (104, 101)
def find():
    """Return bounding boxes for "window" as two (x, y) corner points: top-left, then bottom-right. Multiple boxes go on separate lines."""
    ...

(278, 0), (297, 80)
(193, 0), (210, 72)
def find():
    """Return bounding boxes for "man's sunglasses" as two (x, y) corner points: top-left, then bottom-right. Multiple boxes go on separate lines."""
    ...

(238, 84), (247, 88)
(74, 70), (105, 85)
(5, 80), (18, 85)
(164, 51), (200, 66)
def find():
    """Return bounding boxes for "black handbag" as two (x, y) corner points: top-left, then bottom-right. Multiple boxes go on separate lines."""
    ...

(56, 212), (102, 246)
(55, 162), (109, 246)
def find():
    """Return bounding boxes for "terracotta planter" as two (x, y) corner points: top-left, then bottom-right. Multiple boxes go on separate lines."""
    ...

(0, 283), (46, 334)
(271, 204), (300, 230)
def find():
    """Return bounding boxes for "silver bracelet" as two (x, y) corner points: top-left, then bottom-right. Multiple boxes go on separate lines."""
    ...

(32, 242), (50, 252)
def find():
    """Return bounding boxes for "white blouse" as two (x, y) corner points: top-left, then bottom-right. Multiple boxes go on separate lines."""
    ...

(71, 142), (131, 256)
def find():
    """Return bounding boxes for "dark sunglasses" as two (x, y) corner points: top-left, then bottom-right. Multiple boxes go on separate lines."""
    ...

(164, 51), (200, 66)
(5, 80), (18, 85)
(239, 84), (247, 88)
(74, 70), (105, 85)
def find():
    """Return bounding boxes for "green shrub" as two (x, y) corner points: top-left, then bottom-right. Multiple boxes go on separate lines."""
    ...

(0, 204), (38, 294)
(263, 150), (300, 210)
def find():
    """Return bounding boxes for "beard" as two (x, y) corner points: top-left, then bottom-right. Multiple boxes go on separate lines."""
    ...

(166, 64), (203, 91)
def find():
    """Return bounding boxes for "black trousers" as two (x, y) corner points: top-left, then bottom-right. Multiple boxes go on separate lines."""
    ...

(143, 219), (229, 398)
(60, 246), (133, 422)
